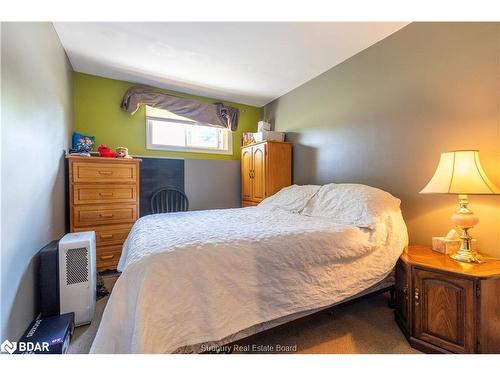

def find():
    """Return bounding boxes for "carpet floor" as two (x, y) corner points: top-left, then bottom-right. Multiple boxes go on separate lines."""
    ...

(69, 274), (420, 354)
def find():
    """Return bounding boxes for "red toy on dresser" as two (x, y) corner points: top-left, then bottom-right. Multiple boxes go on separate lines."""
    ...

(97, 144), (116, 158)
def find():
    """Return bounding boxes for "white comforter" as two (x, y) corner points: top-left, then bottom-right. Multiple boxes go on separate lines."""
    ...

(90, 205), (407, 353)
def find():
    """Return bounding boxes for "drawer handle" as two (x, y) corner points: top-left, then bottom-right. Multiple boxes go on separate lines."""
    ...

(99, 192), (114, 197)
(100, 234), (113, 239)
(100, 254), (114, 260)
(98, 171), (113, 176)
(414, 288), (420, 305)
(99, 213), (114, 218)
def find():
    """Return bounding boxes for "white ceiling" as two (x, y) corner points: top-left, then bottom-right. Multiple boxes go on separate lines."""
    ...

(54, 22), (408, 107)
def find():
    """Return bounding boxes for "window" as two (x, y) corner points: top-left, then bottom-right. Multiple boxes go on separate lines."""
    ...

(146, 106), (232, 154)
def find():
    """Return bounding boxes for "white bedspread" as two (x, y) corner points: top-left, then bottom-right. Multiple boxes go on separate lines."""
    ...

(90, 206), (407, 353)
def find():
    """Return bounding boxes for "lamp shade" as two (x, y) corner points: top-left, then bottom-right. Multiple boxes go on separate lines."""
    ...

(420, 150), (500, 194)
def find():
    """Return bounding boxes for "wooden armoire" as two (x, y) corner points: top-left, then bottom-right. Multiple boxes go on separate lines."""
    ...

(240, 140), (292, 207)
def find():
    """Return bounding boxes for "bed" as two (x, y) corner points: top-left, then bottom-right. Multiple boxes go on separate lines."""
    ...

(90, 183), (408, 353)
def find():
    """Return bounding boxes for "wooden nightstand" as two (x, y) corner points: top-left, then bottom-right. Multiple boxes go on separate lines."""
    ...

(394, 245), (500, 353)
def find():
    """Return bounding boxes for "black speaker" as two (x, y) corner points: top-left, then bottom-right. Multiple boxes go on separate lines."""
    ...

(39, 240), (60, 317)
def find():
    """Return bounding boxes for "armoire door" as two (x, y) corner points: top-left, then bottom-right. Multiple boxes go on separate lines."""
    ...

(251, 143), (266, 201)
(413, 268), (475, 353)
(241, 147), (253, 201)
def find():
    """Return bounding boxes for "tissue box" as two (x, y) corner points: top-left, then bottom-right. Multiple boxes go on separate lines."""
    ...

(432, 237), (477, 254)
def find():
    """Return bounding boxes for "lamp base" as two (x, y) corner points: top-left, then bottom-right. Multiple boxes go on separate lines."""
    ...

(450, 248), (483, 263)
(450, 194), (483, 264)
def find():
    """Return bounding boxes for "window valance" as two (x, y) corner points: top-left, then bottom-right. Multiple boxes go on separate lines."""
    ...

(121, 86), (239, 131)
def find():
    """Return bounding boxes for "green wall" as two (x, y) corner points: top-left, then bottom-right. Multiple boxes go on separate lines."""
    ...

(74, 72), (261, 160)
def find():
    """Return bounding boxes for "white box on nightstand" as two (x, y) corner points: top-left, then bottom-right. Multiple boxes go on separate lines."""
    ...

(432, 237), (477, 254)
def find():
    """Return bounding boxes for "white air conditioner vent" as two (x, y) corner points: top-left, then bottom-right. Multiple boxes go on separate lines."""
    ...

(59, 232), (96, 326)
(65, 247), (89, 285)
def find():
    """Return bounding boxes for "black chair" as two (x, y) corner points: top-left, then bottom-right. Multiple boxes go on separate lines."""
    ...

(151, 187), (189, 214)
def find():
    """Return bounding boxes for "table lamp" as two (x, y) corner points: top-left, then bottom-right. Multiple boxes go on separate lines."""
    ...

(420, 150), (500, 263)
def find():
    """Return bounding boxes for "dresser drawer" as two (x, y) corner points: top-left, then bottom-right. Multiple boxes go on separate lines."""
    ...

(96, 225), (132, 246)
(96, 244), (122, 271)
(73, 204), (137, 227)
(75, 224), (132, 246)
(72, 161), (137, 183)
(73, 184), (137, 205)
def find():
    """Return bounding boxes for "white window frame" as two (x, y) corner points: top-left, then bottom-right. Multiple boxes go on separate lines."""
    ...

(146, 115), (233, 155)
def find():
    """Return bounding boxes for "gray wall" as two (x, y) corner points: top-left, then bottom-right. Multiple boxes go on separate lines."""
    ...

(1, 23), (73, 341)
(185, 159), (241, 210)
(264, 23), (500, 257)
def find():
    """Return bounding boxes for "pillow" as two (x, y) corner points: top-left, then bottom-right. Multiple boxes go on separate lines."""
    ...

(301, 183), (401, 228)
(258, 184), (320, 213)
(72, 132), (96, 150)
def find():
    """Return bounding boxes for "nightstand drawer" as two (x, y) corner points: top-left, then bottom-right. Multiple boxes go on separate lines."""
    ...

(73, 184), (137, 205)
(72, 161), (137, 183)
(73, 204), (137, 227)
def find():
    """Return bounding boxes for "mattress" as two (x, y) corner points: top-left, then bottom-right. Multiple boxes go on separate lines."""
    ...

(90, 205), (408, 353)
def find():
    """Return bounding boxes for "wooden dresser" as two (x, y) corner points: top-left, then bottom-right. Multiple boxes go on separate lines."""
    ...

(395, 245), (500, 353)
(67, 156), (141, 271)
(241, 140), (292, 207)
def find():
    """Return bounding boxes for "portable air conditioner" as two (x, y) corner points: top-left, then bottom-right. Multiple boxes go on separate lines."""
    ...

(58, 232), (96, 326)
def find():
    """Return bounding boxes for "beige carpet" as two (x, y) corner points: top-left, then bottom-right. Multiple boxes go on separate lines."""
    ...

(234, 293), (420, 354)
(69, 274), (420, 354)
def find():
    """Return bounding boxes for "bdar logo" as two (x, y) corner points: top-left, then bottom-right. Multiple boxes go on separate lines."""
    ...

(1, 339), (17, 354)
